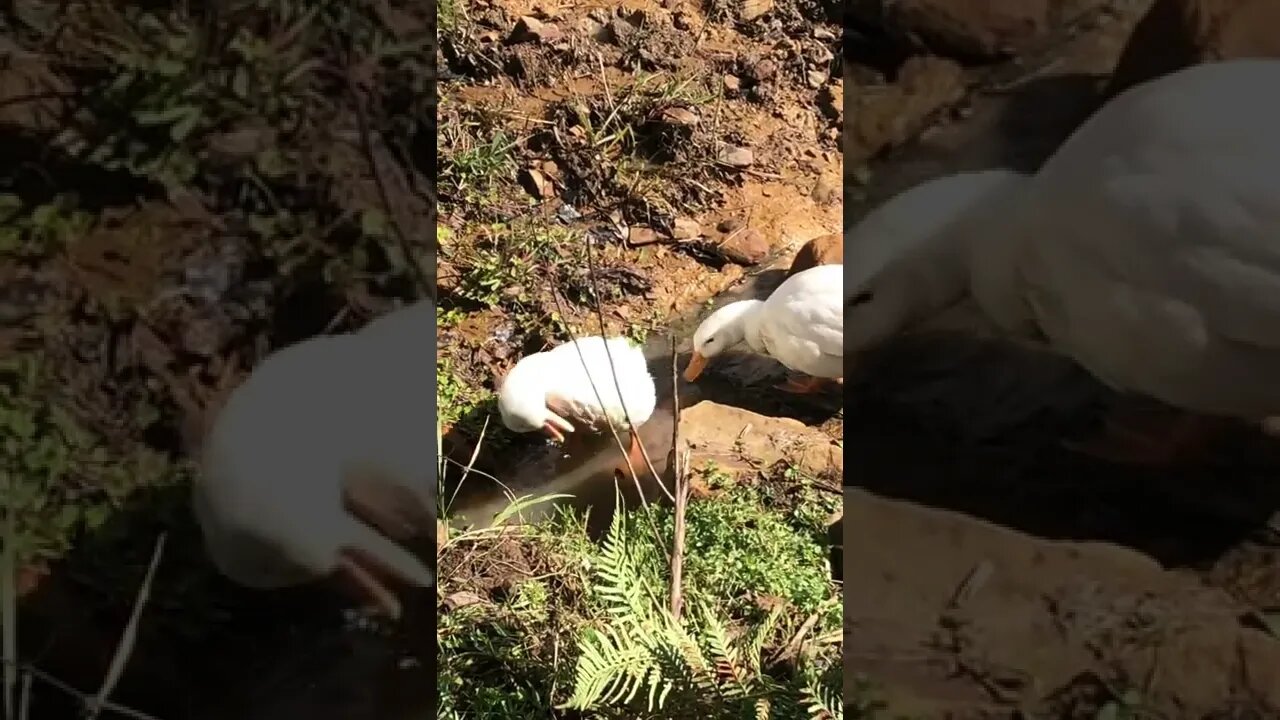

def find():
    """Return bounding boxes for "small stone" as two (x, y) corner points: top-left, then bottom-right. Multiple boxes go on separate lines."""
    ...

(811, 175), (839, 205)
(719, 227), (769, 266)
(607, 17), (637, 44)
(723, 74), (742, 93)
(818, 80), (843, 120)
(748, 59), (778, 82)
(519, 167), (555, 198)
(508, 16), (563, 44)
(671, 217), (701, 240)
(717, 217), (746, 233)
(717, 145), (754, 168)
(673, 9), (694, 29)
(659, 106), (700, 126)
(627, 226), (662, 246)
(444, 591), (486, 610)
(806, 69), (827, 88)
(738, 0), (774, 22)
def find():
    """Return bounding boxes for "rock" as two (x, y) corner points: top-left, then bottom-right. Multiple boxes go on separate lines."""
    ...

(718, 227), (769, 265)
(852, 0), (1052, 59)
(738, 0), (774, 22)
(717, 144), (755, 168)
(607, 17), (638, 44)
(806, 69), (828, 88)
(747, 58), (778, 83)
(627, 226), (662, 246)
(717, 217), (746, 233)
(811, 175), (840, 205)
(508, 16), (563, 44)
(848, 55), (966, 163)
(673, 8), (695, 30)
(518, 167), (555, 198)
(1106, 0), (1280, 98)
(659, 106), (700, 126)
(723, 74), (742, 94)
(679, 401), (843, 477)
(818, 79), (843, 120)
(785, 232), (843, 277)
(671, 216), (701, 240)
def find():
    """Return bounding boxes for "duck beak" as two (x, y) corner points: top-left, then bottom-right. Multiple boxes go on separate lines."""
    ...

(541, 412), (574, 443)
(335, 549), (404, 620)
(683, 351), (709, 382)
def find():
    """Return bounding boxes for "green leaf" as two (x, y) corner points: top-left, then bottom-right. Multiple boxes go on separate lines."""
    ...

(170, 107), (202, 142)
(360, 208), (388, 238)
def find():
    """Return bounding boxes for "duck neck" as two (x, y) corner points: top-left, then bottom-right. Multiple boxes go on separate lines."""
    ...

(740, 301), (768, 353)
(886, 169), (1031, 332)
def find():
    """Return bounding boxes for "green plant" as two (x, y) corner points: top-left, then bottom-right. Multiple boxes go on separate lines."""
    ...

(563, 508), (843, 718)
(0, 195), (94, 260)
(0, 354), (174, 565)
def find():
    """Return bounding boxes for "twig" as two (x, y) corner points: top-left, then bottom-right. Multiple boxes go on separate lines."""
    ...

(86, 533), (166, 720)
(343, 62), (435, 301)
(0, 659), (163, 720)
(770, 611), (822, 667)
(668, 338), (687, 621)
(1, 487), (15, 720)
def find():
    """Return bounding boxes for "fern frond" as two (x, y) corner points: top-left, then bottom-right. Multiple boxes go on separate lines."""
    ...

(801, 669), (843, 720)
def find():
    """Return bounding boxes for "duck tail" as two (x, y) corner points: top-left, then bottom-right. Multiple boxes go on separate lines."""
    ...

(339, 513), (435, 587)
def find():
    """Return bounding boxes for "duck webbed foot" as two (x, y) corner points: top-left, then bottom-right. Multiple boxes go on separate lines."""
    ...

(1062, 406), (1224, 466)
(776, 374), (839, 395)
(613, 429), (649, 478)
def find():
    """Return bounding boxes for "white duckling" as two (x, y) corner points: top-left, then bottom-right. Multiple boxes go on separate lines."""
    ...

(194, 299), (435, 619)
(845, 58), (1280, 462)
(684, 263), (843, 394)
(498, 335), (657, 474)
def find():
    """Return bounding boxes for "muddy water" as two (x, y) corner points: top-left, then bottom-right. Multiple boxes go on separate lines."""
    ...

(440, 264), (836, 532)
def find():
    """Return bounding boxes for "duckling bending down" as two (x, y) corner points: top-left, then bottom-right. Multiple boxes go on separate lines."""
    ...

(498, 335), (657, 475)
(194, 299), (435, 620)
(684, 263), (843, 394)
(842, 59), (1280, 464)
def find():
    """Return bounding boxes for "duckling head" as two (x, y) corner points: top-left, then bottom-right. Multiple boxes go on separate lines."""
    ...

(684, 299), (764, 381)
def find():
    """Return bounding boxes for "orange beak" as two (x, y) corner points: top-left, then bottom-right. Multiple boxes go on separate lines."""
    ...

(541, 412), (574, 443)
(683, 351), (709, 382)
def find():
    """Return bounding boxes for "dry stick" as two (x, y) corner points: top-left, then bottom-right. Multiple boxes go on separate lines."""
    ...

(1, 490), (15, 720)
(668, 338), (688, 622)
(85, 533), (167, 720)
(0, 659), (162, 720)
(344, 64), (434, 301)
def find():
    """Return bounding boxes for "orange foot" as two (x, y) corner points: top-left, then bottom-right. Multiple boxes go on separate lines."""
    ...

(615, 430), (649, 478)
(1062, 406), (1224, 467)
(776, 375), (839, 395)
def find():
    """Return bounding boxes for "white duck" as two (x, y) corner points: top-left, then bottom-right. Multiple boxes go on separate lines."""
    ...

(194, 299), (435, 619)
(684, 263), (843, 393)
(498, 335), (657, 474)
(844, 58), (1280, 462)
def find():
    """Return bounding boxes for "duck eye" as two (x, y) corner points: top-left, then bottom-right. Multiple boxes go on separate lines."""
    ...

(849, 291), (874, 307)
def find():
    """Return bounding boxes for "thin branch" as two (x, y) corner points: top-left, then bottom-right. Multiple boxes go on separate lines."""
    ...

(86, 533), (166, 720)
(668, 337), (688, 622)
(343, 61), (435, 302)
(0, 658), (164, 720)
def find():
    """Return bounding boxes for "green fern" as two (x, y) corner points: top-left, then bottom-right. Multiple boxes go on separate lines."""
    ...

(563, 504), (843, 719)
